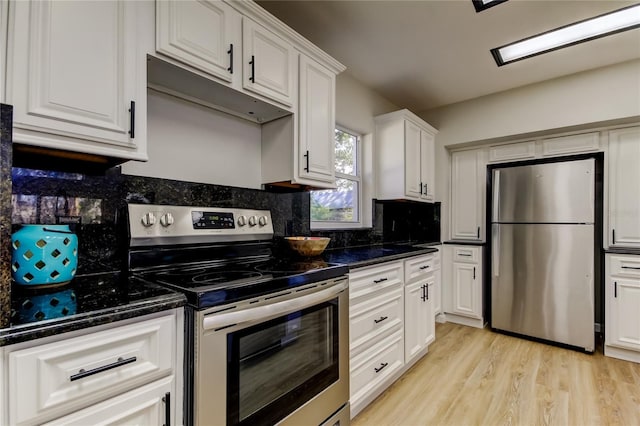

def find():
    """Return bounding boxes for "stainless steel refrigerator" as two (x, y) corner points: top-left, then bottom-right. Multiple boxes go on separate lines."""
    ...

(491, 158), (595, 352)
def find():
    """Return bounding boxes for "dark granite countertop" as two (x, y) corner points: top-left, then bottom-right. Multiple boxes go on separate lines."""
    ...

(1, 272), (186, 346)
(322, 244), (439, 269)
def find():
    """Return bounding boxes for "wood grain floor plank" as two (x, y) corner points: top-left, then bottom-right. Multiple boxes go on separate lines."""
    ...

(352, 323), (640, 426)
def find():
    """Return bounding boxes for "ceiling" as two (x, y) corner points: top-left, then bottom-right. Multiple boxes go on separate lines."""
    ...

(256, 0), (640, 112)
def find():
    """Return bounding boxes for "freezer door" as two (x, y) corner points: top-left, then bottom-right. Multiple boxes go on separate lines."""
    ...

(492, 159), (595, 223)
(491, 223), (594, 351)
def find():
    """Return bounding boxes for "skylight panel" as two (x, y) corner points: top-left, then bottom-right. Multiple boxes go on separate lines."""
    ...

(491, 3), (640, 66)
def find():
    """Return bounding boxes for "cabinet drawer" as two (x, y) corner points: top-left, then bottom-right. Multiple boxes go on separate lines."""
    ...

(350, 289), (403, 352)
(405, 255), (434, 283)
(452, 246), (480, 263)
(9, 314), (175, 425)
(350, 330), (404, 402)
(349, 261), (403, 300)
(609, 254), (640, 278)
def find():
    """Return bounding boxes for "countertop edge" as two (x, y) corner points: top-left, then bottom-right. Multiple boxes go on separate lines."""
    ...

(0, 292), (186, 347)
(337, 247), (439, 269)
(443, 240), (486, 246)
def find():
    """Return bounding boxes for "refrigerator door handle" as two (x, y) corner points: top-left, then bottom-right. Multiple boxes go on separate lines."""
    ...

(492, 224), (500, 276)
(492, 169), (500, 222)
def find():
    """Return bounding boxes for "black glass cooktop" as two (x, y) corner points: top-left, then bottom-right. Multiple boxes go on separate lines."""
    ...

(136, 257), (348, 309)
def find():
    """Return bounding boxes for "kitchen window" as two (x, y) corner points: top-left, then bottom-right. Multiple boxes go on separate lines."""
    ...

(311, 127), (361, 229)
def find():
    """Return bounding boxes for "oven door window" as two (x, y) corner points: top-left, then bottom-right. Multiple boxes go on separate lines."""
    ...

(227, 298), (339, 426)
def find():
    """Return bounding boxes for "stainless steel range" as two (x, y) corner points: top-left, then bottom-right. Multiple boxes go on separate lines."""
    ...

(127, 204), (350, 426)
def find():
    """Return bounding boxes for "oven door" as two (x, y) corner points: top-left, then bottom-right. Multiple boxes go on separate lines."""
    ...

(193, 278), (349, 426)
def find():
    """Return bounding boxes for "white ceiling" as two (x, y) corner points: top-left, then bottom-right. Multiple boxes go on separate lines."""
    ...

(256, 0), (640, 112)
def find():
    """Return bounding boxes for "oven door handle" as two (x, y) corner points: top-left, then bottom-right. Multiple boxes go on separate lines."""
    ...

(202, 279), (347, 331)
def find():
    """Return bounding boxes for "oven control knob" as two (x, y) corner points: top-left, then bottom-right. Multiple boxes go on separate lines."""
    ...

(248, 216), (258, 227)
(160, 212), (174, 227)
(237, 215), (247, 227)
(258, 216), (268, 227)
(141, 212), (156, 227)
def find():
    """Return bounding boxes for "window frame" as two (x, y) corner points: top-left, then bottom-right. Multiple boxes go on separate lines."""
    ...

(310, 126), (363, 230)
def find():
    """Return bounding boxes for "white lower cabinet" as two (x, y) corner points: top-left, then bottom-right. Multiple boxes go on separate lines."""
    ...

(349, 260), (404, 417)
(605, 253), (640, 363)
(349, 252), (441, 418)
(2, 310), (183, 426)
(442, 245), (485, 328)
(403, 253), (437, 364)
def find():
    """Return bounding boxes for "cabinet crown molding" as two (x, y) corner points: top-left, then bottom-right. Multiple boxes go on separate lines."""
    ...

(374, 109), (438, 134)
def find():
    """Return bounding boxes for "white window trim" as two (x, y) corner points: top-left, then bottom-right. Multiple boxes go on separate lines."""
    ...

(311, 126), (363, 230)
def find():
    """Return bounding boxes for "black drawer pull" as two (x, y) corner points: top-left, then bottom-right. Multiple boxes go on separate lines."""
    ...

(621, 266), (640, 270)
(70, 356), (137, 381)
(374, 362), (388, 373)
(459, 253), (472, 257)
(373, 277), (388, 284)
(374, 316), (388, 324)
(419, 265), (430, 270)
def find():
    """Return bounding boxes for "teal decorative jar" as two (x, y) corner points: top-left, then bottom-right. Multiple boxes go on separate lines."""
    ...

(11, 225), (78, 287)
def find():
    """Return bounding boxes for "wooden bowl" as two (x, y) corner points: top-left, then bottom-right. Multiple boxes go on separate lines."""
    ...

(285, 237), (331, 257)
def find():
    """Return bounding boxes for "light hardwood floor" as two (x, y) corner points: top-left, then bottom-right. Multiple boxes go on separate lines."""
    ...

(352, 322), (640, 426)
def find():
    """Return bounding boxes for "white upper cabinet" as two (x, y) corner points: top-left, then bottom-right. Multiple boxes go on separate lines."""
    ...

(156, 0), (241, 85)
(608, 126), (640, 248)
(6, 0), (148, 161)
(450, 148), (487, 241)
(242, 17), (295, 108)
(375, 109), (438, 203)
(297, 55), (335, 185)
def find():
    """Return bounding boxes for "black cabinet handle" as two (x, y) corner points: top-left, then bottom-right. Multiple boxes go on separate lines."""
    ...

(249, 55), (255, 82)
(374, 362), (388, 373)
(424, 183), (428, 195)
(419, 265), (430, 270)
(421, 284), (426, 302)
(304, 150), (309, 173)
(426, 283), (429, 300)
(459, 253), (472, 257)
(614, 281), (617, 298)
(70, 356), (137, 381)
(477, 227), (480, 239)
(374, 316), (388, 324)
(621, 266), (640, 270)
(419, 182), (423, 195)
(227, 44), (233, 74)
(473, 267), (476, 280)
(128, 101), (135, 139)
(613, 229), (616, 245)
(163, 392), (171, 426)
(373, 277), (388, 284)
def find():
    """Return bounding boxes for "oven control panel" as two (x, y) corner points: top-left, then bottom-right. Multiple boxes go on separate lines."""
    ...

(129, 204), (273, 246)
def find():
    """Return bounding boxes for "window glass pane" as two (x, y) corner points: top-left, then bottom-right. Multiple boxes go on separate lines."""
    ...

(310, 179), (358, 222)
(335, 129), (357, 176)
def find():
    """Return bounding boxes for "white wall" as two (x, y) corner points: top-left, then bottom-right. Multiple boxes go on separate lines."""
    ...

(335, 72), (399, 227)
(420, 59), (640, 241)
(122, 89), (263, 189)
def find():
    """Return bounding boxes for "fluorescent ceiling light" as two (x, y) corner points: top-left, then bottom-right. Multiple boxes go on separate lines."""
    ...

(491, 3), (640, 66)
(472, 0), (508, 13)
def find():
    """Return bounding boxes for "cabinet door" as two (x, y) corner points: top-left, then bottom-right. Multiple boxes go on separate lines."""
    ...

(421, 130), (436, 201)
(298, 55), (335, 186)
(608, 127), (640, 247)
(7, 0), (144, 157)
(242, 18), (295, 107)
(404, 280), (427, 362)
(156, 0), (240, 84)
(451, 262), (481, 319)
(451, 149), (486, 241)
(43, 377), (174, 426)
(433, 269), (442, 316)
(606, 278), (640, 351)
(404, 120), (423, 200)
